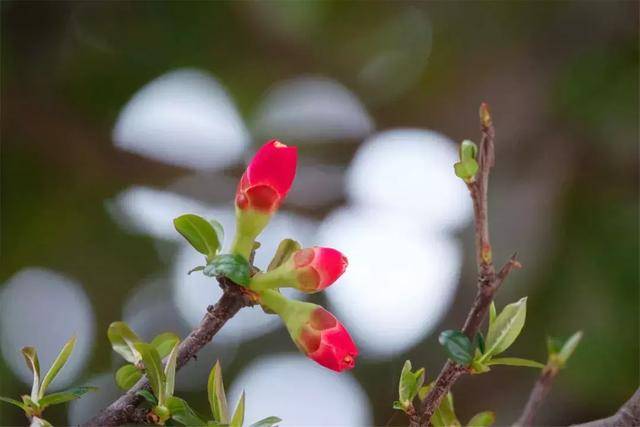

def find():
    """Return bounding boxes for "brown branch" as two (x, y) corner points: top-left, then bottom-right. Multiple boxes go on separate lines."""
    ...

(415, 103), (520, 426)
(515, 365), (560, 426)
(571, 388), (640, 427)
(82, 279), (254, 427)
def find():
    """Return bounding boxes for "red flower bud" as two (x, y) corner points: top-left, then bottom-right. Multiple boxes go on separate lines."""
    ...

(292, 247), (348, 292)
(235, 140), (297, 213)
(297, 307), (358, 372)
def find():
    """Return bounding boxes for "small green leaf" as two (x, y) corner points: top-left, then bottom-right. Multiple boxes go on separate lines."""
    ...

(167, 396), (206, 426)
(108, 322), (142, 364)
(0, 396), (28, 411)
(151, 332), (180, 359)
(546, 336), (563, 355)
(398, 360), (424, 408)
(249, 416), (282, 427)
(208, 361), (229, 423)
(174, 214), (222, 260)
(115, 364), (143, 390)
(483, 297), (527, 360)
(454, 159), (479, 182)
(431, 392), (460, 427)
(164, 341), (180, 400)
(557, 331), (583, 366)
(230, 392), (245, 427)
(267, 239), (301, 271)
(489, 302), (496, 329)
(188, 266), (205, 275)
(486, 357), (544, 369)
(392, 400), (405, 411)
(134, 343), (165, 405)
(38, 386), (97, 408)
(21, 347), (40, 402)
(460, 140), (478, 161)
(39, 336), (76, 399)
(439, 330), (474, 365)
(137, 389), (158, 405)
(475, 332), (485, 354)
(418, 384), (432, 401)
(204, 254), (251, 285)
(210, 219), (225, 248)
(470, 358), (491, 375)
(467, 411), (495, 427)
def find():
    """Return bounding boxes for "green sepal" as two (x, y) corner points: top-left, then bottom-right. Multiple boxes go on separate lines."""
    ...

(467, 411), (495, 427)
(21, 347), (40, 402)
(486, 357), (544, 369)
(115, 364), (143, 390)
(167, 396), (207, 426)
(482, 297), (527, 361)
(249, 416), (282, 427)
(267, 239), (301, 271)
(37, 386), (97, 409)
(439, 330), (474, 365)
(230, 392), (245, 427)
(208, 361), (229, 424)
(108, 321), (142, 364)
(134, 343), (165, 405)
(39, 336), (76, 399)
(204, 254), (251, 286)
(173, 214), (223, 261)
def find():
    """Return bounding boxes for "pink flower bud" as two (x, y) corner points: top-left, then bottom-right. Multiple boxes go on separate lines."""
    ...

(297, 307), (358, 372)
(291, 247), (348, 292)
(235, 140), (297, 213)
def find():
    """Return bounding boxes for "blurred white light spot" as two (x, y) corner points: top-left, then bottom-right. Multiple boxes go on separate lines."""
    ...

(173, 212), (317, 343)
(229, 354), (372, 426)
(107, 186), (229, 241)
(317, 208), (461, 358)
(113, 68), (250, 170)
(254, 76), (374, 143)
(347, 129), (472, 231)
(68, 373), (121, 426)
(0, 268), (95, 389)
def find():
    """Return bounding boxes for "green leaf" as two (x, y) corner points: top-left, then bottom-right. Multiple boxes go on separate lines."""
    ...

(439, 330), (474, 365)
(38, 386), (97, 408)
(267, 239), (301, 271)
(21, 347), (40, 402)
(489, 302), (496, 329)
(460, 140), (478, 160)
(108, 321), (142, 364)
(136, 389), (158, 405)
(475, 332), (485, 354)
(467, 411), (495, 426)
(188, 266), (206, 275)
(454, 159), (479, 182)
(210, 219), (225, 248)
(418, 384), (431, 401)
(486, 357), (544, 369)
(167, 396), (206, 426)
(557, 331), (583, 366)
(0, 396), (28, 411)
(151, 332), (180, 359)
(230, 392), (245, 427)
(115, 364), (143, 390)
(397, 360), (424, 409)
(470, 358), (491, 375)
(204, 254), (251, 285)
(174, 214), (222, 260)
(208, 361), (229, 423)
(164, 341), (180, 400)
(39, 336), (76, 399)
(431, 392), (460, 427)
(134, 343), (165, 405)
(249, 416), (282, 427)
(546, 336), (564, 355)
(483, 297), (527, 360)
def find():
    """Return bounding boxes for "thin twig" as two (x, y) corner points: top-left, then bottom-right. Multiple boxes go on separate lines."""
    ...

(415, 103), (520, 426)
(82, 278), (254, 427)
(514, 365), (560, 426)
(570, 388), (640, 427)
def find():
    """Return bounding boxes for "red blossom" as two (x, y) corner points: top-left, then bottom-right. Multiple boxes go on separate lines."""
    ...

(293, 247), (348, 292)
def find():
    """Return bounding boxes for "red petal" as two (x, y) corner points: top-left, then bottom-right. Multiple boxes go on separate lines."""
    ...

(308, 323), (358, 372)
(246, 140), (297, 197)
(311, 247), (348, 289)
(243, 184), (280, 212)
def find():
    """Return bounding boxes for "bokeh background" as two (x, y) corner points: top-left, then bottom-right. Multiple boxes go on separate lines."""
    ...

(1, 1), (638, 426)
